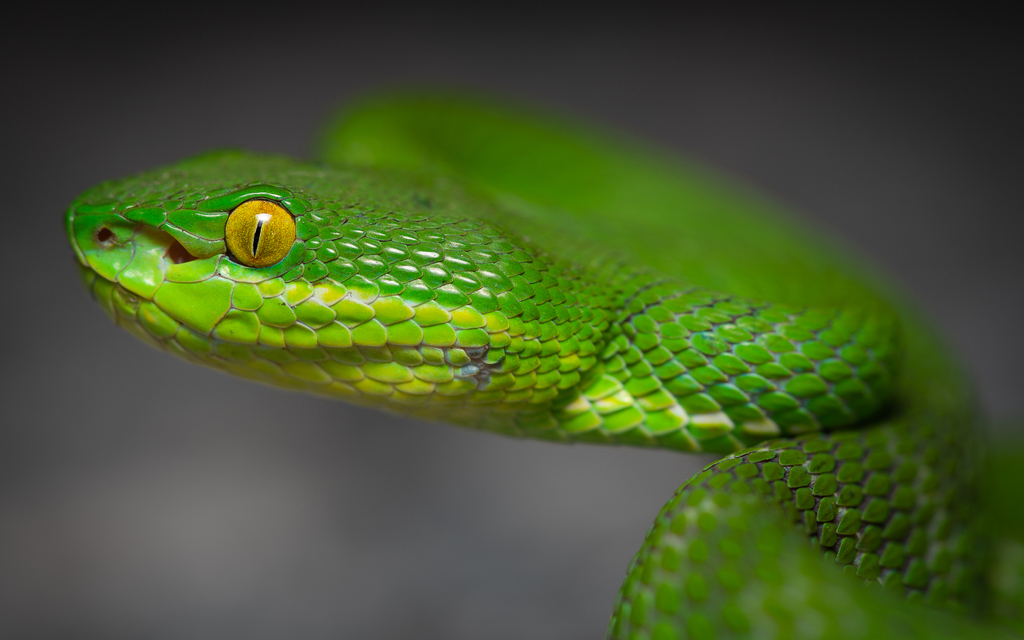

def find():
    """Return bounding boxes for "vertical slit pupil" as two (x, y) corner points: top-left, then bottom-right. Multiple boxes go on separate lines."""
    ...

(252, 218), (266, 255)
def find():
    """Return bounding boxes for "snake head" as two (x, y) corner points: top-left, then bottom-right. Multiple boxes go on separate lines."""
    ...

(66, 150), (610, 429)
(67, 149), (902, 451)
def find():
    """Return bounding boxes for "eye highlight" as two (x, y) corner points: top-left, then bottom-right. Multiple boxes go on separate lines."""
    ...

(225, 200), (296, 267)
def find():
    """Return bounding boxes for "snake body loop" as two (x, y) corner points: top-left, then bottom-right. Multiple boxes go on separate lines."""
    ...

(66, 94), (1013, 638)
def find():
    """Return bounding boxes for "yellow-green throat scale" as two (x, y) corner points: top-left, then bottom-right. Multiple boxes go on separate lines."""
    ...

(65, 94), (1016, 638)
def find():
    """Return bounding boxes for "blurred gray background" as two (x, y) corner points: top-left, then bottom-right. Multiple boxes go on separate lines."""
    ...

(1, 7), (1021, 639)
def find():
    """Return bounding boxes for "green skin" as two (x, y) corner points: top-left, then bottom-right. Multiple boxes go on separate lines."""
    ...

(66, 94), (1020, 638)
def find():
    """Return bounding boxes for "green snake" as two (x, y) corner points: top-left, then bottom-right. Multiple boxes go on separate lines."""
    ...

(65, 93), (1023, 638)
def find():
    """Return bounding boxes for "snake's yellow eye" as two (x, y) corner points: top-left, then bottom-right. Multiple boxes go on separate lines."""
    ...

(225, 200), (296, 267)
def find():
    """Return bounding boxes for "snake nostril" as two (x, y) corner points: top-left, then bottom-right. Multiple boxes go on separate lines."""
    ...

(166, 238), (198, 265)
(96, 227), (114, 244)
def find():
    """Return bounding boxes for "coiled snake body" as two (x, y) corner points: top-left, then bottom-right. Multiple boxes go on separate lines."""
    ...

(65, 94), (1019, 638)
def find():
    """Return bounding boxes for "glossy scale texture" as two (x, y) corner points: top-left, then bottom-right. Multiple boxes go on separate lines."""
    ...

(66, 93), (1021, 638)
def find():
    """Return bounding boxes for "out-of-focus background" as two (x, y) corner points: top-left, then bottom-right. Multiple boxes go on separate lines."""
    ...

(1, 7), (1021, 639)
